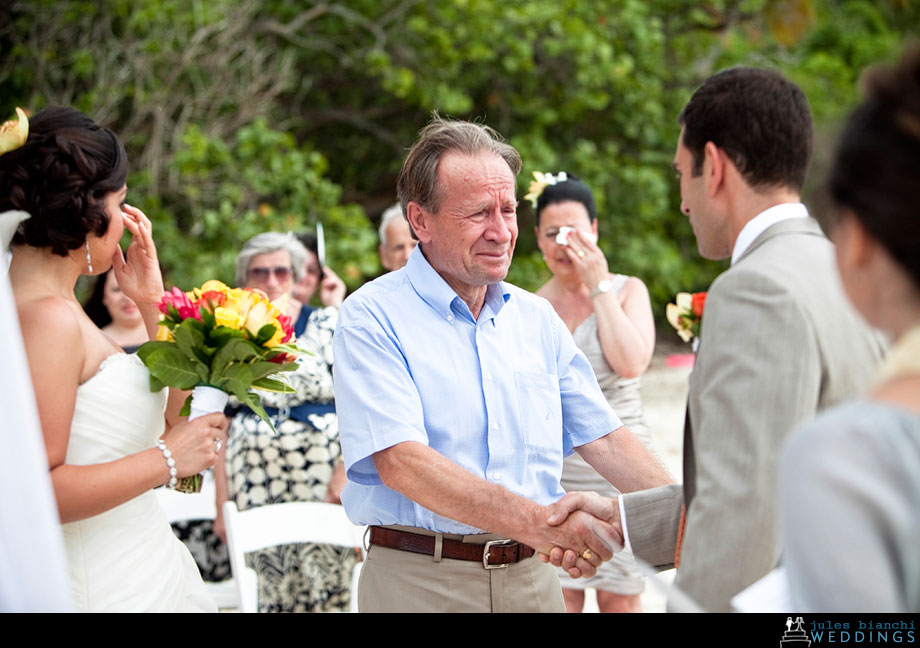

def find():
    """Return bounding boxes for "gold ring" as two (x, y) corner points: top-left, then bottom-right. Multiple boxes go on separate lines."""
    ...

(581, 549), (593, 560)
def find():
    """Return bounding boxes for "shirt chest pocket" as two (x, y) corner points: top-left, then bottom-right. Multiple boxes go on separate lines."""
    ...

(514, 371), (563, 456)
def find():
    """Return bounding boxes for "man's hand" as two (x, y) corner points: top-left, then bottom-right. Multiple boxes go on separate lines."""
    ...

(373, 442), (619, 577)
(538, 491), (623, 578)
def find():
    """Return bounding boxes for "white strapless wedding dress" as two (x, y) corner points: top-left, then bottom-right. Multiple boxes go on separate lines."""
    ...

(61, 353), (216, 612)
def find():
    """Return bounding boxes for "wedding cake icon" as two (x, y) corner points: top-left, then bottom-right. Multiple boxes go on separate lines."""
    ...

(781, 617), (811, 647)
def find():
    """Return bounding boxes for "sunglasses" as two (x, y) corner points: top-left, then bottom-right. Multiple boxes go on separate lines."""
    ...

(248, 266), (292, 282)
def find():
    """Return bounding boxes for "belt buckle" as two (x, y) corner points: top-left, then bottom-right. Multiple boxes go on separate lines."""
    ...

(482, 538), (514, 569)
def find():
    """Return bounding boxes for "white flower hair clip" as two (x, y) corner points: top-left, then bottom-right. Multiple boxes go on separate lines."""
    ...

(524, 171), (568, 209)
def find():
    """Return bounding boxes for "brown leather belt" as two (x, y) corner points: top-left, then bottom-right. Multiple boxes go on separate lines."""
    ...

(369, 526), (535, 569)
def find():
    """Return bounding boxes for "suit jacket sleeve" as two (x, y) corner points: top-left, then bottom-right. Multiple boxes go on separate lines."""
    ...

(622, 484), (683, 569)
(675, 265), (823, 612)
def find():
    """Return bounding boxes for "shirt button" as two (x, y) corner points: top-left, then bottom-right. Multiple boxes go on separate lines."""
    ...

(491, 472), (501, 481)
(447, 314), (454, 323)
(486, 372), (493, 381)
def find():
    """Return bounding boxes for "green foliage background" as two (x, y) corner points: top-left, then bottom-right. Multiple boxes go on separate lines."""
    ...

(2, 0), (917, 326)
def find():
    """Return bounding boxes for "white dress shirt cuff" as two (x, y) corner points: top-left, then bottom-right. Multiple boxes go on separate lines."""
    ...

(618, 496), (633, 554)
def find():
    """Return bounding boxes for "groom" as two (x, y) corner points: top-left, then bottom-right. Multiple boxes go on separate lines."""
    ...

(549, 66), (885, 611)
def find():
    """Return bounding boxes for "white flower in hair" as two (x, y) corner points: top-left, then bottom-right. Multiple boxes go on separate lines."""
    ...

(524, 171), (568, 209)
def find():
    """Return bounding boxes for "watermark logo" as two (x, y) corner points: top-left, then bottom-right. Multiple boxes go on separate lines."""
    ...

(781, 616), (812, 647)
(784, 617), (917, 645)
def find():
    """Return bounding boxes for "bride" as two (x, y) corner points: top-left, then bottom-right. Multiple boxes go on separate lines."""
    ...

(1, 106), (227, 611)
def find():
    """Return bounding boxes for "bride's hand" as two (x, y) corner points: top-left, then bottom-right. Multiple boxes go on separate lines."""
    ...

(112, 204), (164, 308)
(160, 412), (228, 478)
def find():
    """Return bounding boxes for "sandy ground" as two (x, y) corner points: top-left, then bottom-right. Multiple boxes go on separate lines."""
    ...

(581, 338), (693, 613)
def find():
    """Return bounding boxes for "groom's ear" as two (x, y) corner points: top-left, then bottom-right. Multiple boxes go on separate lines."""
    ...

(702, 141), (727, 196)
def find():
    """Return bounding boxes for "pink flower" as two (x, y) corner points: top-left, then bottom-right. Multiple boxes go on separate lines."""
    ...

(159, 286), (202, 321)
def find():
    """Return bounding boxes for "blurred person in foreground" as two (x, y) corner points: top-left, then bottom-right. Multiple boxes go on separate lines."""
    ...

(333, 117), (672, 613)
(547, 66), (885, 612)
(215, 231), (354, 612)
(377, 203), (417, 271)
(532, 172), (655, 613)
(778, 45), (920, 613)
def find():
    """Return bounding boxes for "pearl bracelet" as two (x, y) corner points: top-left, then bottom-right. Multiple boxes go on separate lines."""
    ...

(155, 438), (178, 489)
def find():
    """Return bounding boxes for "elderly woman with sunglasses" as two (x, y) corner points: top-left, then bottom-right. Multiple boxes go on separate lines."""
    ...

(214, 231), (355, 613)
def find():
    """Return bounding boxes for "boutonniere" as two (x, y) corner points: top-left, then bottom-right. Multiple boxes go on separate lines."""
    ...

(667, 291), (706, 351)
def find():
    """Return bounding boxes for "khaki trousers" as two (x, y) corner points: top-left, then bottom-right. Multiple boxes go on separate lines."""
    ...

(357, 526), (565, 613)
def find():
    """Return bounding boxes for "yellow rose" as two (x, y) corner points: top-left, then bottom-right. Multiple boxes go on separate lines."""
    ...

(156, 324), (174, 341)
(244, 299), (281, 340)
(243, 299), (277, 329)
(199, 279), (230, 295)
(0, 108), (29, 155)
(214, 306), (245, 330)
(223, 288), (258, 320)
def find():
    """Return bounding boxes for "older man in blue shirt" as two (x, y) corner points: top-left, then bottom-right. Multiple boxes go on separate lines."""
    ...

(333, 117), (672, 612)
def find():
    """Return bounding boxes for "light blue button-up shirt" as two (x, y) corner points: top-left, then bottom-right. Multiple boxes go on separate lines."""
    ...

(333, 246), (622, 534)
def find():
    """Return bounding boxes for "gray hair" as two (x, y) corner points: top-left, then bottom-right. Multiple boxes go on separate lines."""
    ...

(235, 231), (308, 287)
(396, 116), (522, 216)
(378, 203), (405, 247)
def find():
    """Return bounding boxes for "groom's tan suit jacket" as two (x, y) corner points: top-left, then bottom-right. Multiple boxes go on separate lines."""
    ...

(623, 216), (885, 612)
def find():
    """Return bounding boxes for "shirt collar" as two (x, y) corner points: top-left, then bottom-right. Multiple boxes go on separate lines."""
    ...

(731, 202), (809, 265)
(404, 245), (510, 323)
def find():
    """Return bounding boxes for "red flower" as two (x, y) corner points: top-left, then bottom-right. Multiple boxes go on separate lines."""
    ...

(196, 289), (226, 312)
(691, 292), (707, 317)
(277, 314), (294, 344)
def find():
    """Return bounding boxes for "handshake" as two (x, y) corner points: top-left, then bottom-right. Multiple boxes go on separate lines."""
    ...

(533, 491), (624, 578)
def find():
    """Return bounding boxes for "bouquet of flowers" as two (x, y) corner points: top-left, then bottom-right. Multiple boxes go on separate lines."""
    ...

(138, 280), (300, 492)
(666, 291), (707, 345)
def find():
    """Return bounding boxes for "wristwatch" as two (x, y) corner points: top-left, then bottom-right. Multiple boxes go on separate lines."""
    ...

(589, 278), (614, 300)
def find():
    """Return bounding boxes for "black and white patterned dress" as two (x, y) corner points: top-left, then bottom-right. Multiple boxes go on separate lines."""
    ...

(225, 306), (357, 613)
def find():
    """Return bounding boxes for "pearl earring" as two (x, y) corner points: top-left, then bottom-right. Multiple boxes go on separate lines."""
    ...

(85, 241), (93, 273)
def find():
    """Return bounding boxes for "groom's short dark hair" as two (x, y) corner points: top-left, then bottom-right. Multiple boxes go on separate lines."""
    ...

(679, 67), (813, 192)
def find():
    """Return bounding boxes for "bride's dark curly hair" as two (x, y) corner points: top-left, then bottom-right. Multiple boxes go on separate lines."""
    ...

(0, 106), (128, 256)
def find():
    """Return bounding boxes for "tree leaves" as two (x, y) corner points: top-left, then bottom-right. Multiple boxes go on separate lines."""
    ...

(4, 0), (918, 318)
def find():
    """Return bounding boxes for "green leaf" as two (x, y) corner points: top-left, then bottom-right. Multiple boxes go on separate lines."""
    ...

(209, 338), (259, 385)
(244, 392), (277, 434)
(253, 323), (280, 347)
(247, 360), (296, 383)
(173, 320), (206, 357)
(218, 364), (255, 402)
(143, 346), (202, 390)
(251, 376), (294, 393)
(179, 393), (192, 417)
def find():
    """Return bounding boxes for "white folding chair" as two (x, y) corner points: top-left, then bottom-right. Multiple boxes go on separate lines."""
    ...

(155, 471), (239, 610)
(222, 500), (365, 613)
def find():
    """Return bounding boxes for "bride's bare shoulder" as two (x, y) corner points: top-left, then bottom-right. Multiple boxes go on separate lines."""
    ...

(17, 294), (81, 331)
(16, 295), (84, 365)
